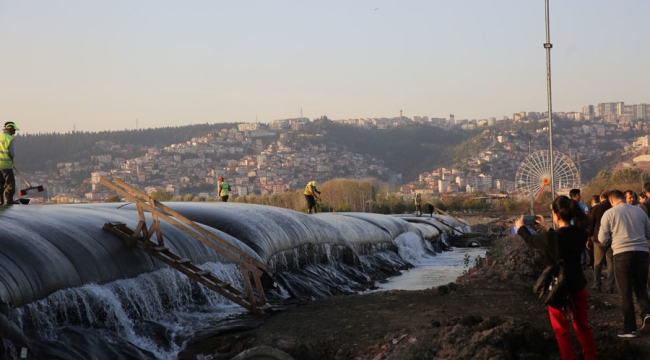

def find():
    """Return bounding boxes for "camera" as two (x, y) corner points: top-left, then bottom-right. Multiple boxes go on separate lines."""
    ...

(523, 215), (537, 226)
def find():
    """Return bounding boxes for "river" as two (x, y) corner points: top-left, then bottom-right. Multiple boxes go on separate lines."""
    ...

(378, 247), (488, 291)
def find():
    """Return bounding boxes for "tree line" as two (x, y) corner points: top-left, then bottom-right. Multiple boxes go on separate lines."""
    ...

(15, 123), (236, 172)
(135, 178), (521, 215)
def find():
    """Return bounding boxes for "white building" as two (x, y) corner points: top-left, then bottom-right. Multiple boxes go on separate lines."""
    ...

(438, 179), (451, 193)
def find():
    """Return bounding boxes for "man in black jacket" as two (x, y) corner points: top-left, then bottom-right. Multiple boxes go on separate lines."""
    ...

(640, 182), (650, 217)
(588, 189), (615, 293)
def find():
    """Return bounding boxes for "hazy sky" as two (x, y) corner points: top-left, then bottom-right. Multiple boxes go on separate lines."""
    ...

(1, 1), (648, 134)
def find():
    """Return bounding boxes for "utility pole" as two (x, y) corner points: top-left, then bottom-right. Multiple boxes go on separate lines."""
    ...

(544, 0), (556, 201)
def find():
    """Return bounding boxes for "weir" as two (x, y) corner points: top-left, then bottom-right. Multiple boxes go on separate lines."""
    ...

(0, 202), (463, 359)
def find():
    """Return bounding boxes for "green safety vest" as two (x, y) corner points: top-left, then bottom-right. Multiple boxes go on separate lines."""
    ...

(0, 132), (13, 169)
(219, 181), (230, 196)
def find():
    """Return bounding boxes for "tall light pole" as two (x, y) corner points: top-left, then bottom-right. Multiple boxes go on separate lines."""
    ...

(544, 0), (556, 200)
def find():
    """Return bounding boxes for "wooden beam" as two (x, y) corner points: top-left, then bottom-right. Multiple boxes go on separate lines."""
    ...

(100, 177), (268, 274)
(99, 179), (269, 314)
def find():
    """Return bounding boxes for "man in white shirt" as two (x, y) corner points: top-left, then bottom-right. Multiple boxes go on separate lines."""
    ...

(599, 189), (650, 338)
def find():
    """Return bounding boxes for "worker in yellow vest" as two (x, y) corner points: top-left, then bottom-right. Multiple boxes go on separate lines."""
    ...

(218, 176), (230, 202)
(0, 122), (19, 205)
(304, 180), (321, 213)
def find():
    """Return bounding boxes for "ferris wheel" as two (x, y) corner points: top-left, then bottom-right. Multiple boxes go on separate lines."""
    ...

(515, 150), (581, 200)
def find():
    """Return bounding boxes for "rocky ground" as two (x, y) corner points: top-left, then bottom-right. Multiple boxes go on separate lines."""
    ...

(179, 215), (650, 360)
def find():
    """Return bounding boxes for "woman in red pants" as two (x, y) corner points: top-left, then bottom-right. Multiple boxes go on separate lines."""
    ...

(515, 196), (597, 360)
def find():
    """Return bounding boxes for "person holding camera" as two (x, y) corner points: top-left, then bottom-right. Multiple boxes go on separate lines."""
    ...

(514, 196), (596, 360)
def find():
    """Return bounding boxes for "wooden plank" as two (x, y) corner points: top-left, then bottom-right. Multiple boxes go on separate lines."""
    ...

(99, 177), (268, 313)
(251, 258), (267, 305)
(104, 178), (269, 272)
(241, 266), (257, 313)
(103, 223), (131, 241)
(147, 248), (254, 311)
(149, 196), (164, 246)
(132, 221), (145, 240)
(101, 178), (265, 275)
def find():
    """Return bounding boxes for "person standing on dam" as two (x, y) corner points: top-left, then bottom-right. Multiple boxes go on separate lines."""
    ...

(0, 122), (19, 206)
(218, 176), (230, 202)
(304, 180), (321, 214)
(414, 193), (422, 217)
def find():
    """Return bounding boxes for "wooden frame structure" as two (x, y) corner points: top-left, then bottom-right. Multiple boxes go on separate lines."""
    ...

(99, 177), (269, 314)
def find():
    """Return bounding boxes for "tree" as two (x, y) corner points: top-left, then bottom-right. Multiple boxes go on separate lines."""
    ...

(583, 168), (649, 200)
(104, 195), (121, 202)
(150, 189), (173, 201)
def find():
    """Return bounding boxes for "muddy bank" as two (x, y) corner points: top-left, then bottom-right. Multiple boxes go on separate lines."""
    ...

(180, 218), (650, 360)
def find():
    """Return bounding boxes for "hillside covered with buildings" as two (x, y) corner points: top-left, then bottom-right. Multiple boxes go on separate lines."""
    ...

(13, 99), (650, 204)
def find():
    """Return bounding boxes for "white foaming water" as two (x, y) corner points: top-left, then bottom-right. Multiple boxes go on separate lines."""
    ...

(11, 262), (247, 360)
(378, 247), (487, 291)
(393, 232), (429, 264)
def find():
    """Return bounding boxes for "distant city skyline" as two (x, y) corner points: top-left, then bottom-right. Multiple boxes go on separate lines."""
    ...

(1, 0), (648, 134)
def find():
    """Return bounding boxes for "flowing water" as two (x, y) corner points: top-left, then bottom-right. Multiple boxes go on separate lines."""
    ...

(378, 247), (487, 291)
(0, 204), (483, 359)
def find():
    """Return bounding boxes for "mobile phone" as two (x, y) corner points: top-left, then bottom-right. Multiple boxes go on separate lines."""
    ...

(523, 215), (537, 226)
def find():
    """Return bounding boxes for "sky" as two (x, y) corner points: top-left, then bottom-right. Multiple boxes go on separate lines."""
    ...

(0, 0), (648, 134)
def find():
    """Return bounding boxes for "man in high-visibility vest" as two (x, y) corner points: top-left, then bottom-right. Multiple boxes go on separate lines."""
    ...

(304, 180), (321, 214)
(0, 122), (19, 205)
(218, 176), (230, 202)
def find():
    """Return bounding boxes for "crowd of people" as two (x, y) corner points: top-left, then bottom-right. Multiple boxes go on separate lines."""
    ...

(514, 186), (650, 359)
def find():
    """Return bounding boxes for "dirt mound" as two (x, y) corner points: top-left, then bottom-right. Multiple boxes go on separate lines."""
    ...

(421, 315), (550, 359)
(181, 234), (650, 360)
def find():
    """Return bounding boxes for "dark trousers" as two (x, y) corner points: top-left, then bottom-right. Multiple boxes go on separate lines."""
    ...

(220, 195), (229, 202)
(305, 195), (316, 213)
(594, 243), (615, 292)
(0, 168), (15, 205)
(614, 251), (650, 332)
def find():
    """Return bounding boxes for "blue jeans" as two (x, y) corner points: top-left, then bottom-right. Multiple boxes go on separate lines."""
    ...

(614, 251), (650, 332)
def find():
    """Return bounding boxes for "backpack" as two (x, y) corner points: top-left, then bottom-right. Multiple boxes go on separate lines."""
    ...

(532, 233), (568, 309)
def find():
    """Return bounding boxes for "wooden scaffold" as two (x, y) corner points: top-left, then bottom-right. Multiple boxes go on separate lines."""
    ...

(99, 177), (270, 314)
